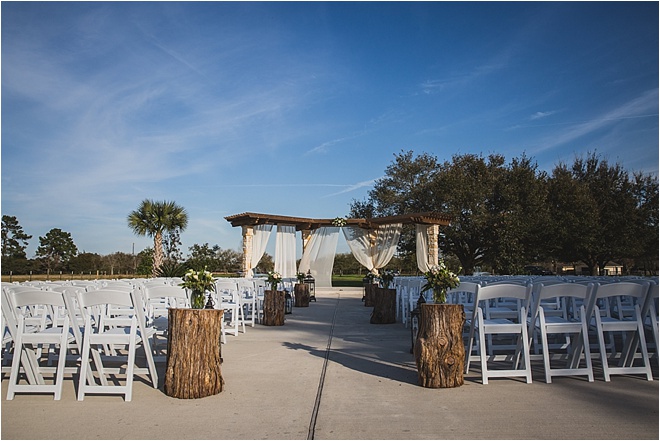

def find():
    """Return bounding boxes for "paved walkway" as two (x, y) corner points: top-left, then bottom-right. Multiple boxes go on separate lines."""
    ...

(2, 288), (658, 439)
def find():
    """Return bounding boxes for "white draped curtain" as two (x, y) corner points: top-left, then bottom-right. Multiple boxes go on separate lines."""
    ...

(342, 223), (402, 275)
(299, 226), (340, 288)
(248, 224), (272, 278)
(274, 224), (297, 278)
(416, 224), (431, 273)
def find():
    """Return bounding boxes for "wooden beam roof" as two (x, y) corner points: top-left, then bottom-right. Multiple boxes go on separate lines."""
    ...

(224, 211), (451, 231)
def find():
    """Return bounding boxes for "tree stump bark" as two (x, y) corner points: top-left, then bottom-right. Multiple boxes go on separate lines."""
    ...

(364, 283), (377, 307)
(370, 287), (397, 324)
(294, 284), (310, 307)
(165, 308), (224, 399)
(414, 303), (465, 388)
(263, 290), (285, 326)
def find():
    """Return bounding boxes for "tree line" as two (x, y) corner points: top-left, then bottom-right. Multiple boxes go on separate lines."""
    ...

(349, 150), (658, 276)
(1, 214), (250, 277)
(3, 150), (657, 278)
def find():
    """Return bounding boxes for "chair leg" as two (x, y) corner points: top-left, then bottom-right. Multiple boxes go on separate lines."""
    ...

(580, 322), (595, 382)
(125, 327), (137, 402)
(521, 324), (533, 384)
(478, 315), (488, 384)
(541, 327), (553, 384)
(635, 314), (654, 381)
(595, 314), (611, 382)
(6, 330), (24, 400)
(53, 332), (68, 400)
(77, 331), (91, 401)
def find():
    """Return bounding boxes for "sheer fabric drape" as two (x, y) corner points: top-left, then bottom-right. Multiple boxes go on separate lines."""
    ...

(248, 224), (272, 278)
(299, 227), (339, 288)
(275, 225), (297, 278)
(342, 223), (402, 275)
(416, 224), (431, 273)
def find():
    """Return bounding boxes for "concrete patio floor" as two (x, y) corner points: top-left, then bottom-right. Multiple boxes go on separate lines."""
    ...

(2, 287), (658, 440)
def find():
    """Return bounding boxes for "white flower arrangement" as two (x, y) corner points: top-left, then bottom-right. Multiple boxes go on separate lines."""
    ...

(332, 216), (347, 227)
(267, 271), (283, 291)
(421, 260), (461, 303)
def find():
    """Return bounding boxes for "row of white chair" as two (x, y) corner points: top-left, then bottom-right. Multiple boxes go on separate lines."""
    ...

(1, 276), (278, 401)
(394, 276), (658, 384)
(2, 283), (158, 401)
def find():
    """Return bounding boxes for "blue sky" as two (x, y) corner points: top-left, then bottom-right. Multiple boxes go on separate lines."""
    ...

(2, 2), (658, 259)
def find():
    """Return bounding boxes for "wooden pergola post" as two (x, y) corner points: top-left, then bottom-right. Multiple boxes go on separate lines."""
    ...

(427, 224), (439, 268)
(241, 225), (253, 277)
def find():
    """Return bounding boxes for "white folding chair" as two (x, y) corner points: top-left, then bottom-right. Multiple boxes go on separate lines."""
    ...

(253, 279), (267, 323)
(585, 282), (653, 382)
(447, 281), (480, 372)
(77, 289), (142, 401)
(528, 282), (594, 383)
(622, 280), (658, 364)
(215, 280), (244, 336)
(6, 289), (71, 400)
(2, 288), (42, 384)
(473, 283), (533, 384)
(641, 282), (659, 359)
(142, 284), (196, 351)
(237, 279), (257, 327)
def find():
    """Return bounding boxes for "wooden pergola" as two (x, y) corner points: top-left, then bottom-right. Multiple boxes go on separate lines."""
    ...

(225, 212), (451, 276)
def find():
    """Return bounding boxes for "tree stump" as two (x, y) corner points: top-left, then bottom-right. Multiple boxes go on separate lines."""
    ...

(370, 287), (397, 324)
(364, 283), (377, 307)
(414, 303), (465, 388)
(294, 284), (310, 307)
(165, 308), (224, 399)
(263, 290), (285, 326)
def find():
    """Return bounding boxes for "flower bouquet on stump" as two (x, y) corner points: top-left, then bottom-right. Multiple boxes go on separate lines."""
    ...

(371, 270), (397, 324)
(167, 268), (224, 399)
(363, 273), (378, 307)
(263, 271), (285, 326)
(294, 272), (310, 307)
(414, 261), (465, 388)
(180, 268), (215, 309)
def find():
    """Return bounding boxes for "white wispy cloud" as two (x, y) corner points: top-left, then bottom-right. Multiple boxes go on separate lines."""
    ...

(532, 88), (659, 153)
(530, 111), (556, 120)
(322, 178), (381, 198)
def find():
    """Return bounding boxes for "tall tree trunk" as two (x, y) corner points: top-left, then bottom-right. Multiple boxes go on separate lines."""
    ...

(152, 231), (164, 277)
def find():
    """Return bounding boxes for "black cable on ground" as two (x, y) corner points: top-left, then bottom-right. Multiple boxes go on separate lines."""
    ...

(307, 292), (341, 440)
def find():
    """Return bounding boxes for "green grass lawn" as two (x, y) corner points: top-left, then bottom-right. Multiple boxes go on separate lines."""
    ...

(331, 274), (366, 287)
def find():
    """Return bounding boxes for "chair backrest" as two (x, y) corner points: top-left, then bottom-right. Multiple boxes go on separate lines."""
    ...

(144, 285), (189, 309)
(2, 290), (20, 341)
(534, 282), (592, 302)
(585, 281), (649, 321)
(215, 279), (238, 295)
(102, 281), (134, 292)
(144, 285), (187, 299)
(77, 289), (134, 310)
(531, 282), (593, 320)
(476, 282), (531, 302)
(8, 290), (67, 310)
(447, 281), (480, 303)
(474, 283), (532, 319)
(5, 289), (69, 335)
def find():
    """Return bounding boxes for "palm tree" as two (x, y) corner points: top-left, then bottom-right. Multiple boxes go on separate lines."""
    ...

(127, 199), (189, 277)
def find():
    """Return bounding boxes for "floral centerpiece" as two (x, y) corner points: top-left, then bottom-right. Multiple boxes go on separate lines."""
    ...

(267, 271), (283, 292)
(421, 261), (461, 303)
(332, 216), (347, 227)
(379, 270), (396, 289)
(180, 268), (215, 309)
(363, 272), (378, 284)
(296, 272), (306, 283)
